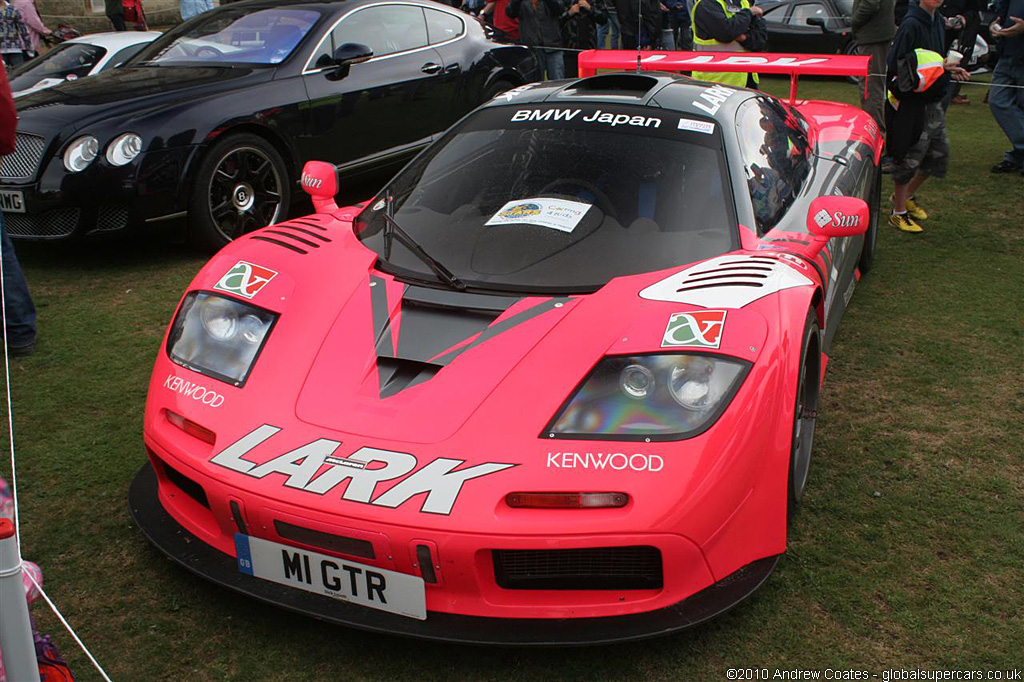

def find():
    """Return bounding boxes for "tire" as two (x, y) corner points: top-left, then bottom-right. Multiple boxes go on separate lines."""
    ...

(787, 308), (821, 521)
(189, 133), (290, 252)
(482, 79), (514, 103)
(858, 165), (881, 275)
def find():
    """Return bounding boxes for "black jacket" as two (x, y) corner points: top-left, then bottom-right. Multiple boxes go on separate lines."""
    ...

(886, 3), (949, 103)
(560, 0), (608, 50)
(507, 0), (568, 47)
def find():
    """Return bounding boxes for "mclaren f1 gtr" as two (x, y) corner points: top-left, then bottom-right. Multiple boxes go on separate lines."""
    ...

(131, 52), (881, 644)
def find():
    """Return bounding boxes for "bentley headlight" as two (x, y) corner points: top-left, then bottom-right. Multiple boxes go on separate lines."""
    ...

(545, 354), (749, 440)
(63, 135), (99, 172)
(105, 133), (143, 166)
(167, 292), (277, 386)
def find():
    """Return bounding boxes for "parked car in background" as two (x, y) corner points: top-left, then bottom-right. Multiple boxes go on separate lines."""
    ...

(0, 0), (538, 250)
(9, 32), (161, 98)
(761, 0), (855, 55)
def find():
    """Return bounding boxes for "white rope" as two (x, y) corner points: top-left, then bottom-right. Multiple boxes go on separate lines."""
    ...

(23, 569), (114, 682)
(2, 230), (112, 681)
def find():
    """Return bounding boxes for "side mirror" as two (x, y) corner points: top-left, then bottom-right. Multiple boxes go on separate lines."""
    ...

(323, 42), (373, 80)
(806, 16), (831, 32)
(300, 160), (338, 213)
(805, 196), (869, 256)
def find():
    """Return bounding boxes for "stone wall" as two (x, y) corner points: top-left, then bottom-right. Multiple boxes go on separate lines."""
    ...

(36, 0), (185, 33)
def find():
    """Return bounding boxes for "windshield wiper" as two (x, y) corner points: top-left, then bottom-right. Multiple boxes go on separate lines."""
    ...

(382, 189), (466, 292)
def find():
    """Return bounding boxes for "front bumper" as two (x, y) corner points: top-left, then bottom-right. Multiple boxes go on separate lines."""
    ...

(129, 462), (779, 645)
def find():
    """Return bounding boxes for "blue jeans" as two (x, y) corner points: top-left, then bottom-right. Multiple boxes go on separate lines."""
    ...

(537, 48), (564, 81)
(989, 57), (1024, 167)
(597, 9), (620, 49)
(1, 214), (36, 348)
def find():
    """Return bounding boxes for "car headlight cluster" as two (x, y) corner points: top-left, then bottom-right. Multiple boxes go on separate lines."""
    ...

(545, 354), (750, 441)
(167, 292), (277, 386)
(63, 132), (143, 172)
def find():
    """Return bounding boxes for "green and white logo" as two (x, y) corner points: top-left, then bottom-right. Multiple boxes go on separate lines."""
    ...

(661, 310), (727, 349)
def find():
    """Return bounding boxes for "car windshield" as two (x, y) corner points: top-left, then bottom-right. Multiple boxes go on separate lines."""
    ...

(133, 8), (320, 66)
(9, 43), (106, 90)
(357, 104), (737, 293)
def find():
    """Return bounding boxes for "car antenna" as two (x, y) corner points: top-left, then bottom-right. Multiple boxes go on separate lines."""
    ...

(636, 0), (643, 72)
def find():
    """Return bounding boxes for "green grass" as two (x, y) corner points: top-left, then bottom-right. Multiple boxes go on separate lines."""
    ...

(3, 78), (1021, 680)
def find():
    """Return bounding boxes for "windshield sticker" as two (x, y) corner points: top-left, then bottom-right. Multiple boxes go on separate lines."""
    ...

(511, 108), (662, 128)
(678, 118), (716, 135)
(692, 84), (737, 116)
(213, 261), (277, 299)
(485, 198), (592, 233)
(662, 310), (727, 349)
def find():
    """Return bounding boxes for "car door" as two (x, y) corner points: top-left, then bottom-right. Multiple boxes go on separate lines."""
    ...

(301, 4), (449, 172)
(782, 2), (834, 53)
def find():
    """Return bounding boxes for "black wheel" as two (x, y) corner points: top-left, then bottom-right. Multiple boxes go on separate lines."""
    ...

(482, 79), (514, 102)
(787, 308), (821, 521)
(189, 133), (290, 252)
(858, 165), (881, 274)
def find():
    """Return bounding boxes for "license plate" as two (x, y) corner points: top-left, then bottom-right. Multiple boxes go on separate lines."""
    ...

(0, 190), (25, 213)
(234, 534), (426, 620)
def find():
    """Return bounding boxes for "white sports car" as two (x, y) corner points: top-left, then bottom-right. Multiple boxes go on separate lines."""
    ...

(9, 31), (161, 98)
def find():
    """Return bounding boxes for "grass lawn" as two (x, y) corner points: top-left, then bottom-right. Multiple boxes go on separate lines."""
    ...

(3, 77), (1021, 681)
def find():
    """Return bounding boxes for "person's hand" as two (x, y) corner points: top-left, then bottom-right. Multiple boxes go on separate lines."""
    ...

(660, 2), (668, 9)
(944, 13), (966, 28)
(737, 33), (747, 41)
(578, 0), (591, 9)
(993, 15), (1024, 37)
(567, 2), (580, 14)
(750, 5), (764, 16)
(947, 65), (970, 81)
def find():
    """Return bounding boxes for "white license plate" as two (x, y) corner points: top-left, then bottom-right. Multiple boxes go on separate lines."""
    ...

(0, 190), (25, 214)
(234, 534), (426, 620)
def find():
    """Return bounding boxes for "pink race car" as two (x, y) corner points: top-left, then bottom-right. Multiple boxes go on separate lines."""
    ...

(131, 53), (881, 644)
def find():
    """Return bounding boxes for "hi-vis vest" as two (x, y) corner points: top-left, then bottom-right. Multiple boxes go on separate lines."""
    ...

(690, 0), (759, 88)
(887, 48), (944, 108)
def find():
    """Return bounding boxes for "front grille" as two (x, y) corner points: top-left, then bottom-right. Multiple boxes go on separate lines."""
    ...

(95, 205), (129, 233)
(493, 546), (663, 591)
(4, 208), (80, 238)
(273, 520), (375, 560)
(1, 133), (46, 181)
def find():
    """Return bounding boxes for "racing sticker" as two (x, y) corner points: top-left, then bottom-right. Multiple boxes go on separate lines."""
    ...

(210, 425), (516, 515)
(691, 84), (736, 116)
(814, 208), (861, 229)
(662, 310), (727, 349)
(213, 261), (277, 299)
(677, 118), (716, 135)
(485, 198), (592, 233)
(163, 374), (225, 407)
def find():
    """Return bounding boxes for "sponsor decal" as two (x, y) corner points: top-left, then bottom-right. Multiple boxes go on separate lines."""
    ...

(163, 374), (225, 407)
(813, 208), (833, 228)
(863, 117), (879, 138)
(485, 198), (591, 233)
(677, 118), (716, 135)
(500, 84), (533, 101)
(547, 451), (664, 472)
(762, 251), (810, 270)
(300, 173), (323, 190)
(691, 84), (737, 116)
(213, 261), (277, 299)
(210, 426), (516, 515)
(815, 210), (861, 229)
(662, 310), (727, 349)
(510, 108), (662, 128)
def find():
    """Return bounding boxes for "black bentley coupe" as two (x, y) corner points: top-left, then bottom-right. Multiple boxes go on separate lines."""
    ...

(0, 0), (538, 250)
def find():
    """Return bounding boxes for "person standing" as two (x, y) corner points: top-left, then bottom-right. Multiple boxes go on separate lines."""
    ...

(561, 0), (607, 76)
(180, 0), (214, 21)
(690, 0), (764, 86)
(0, 62), (37, 356)
(507, 0), (569, 80)
(105, 0), (126, 30)
(885, 0), (970, 232)
(482, 0), (520, 41)
(596, 1), (619, 47)
(988, 0), (1024, 173)
(851, 0), (896, 130)
(616, 0), (663, 49)
(0, 0), (29, 70)
(11, 0), (47, 61)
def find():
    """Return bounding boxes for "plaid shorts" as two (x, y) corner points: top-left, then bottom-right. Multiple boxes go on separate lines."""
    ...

(892, 101), (950, 185)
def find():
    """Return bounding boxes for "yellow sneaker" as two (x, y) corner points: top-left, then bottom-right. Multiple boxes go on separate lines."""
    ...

(889, 212), (923, 233)
(891, 194), (929, 221)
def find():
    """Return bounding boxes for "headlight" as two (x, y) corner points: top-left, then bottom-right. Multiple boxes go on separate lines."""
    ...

(63, 135), (98, 172)
(545, 354), (749, 440)
(167, 291), (277, 386)
(105, 133), (143, 166)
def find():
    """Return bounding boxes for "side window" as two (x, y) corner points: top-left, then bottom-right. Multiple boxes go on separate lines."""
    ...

(762, 4), (787, 23)
(425, 8), (464, 44)
(331, 6), (428, 58)
(788, 2), (827, 26)
(102, 43), (149, 70)
(735, 98), (812, 234)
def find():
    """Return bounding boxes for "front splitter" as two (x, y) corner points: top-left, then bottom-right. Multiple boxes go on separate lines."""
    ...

(129, 462), (779, 646)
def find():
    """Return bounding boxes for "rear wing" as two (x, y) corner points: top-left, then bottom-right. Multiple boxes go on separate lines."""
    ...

(576, 51), (871, 104)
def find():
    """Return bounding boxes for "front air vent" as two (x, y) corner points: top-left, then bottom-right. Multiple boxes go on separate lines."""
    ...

(274, 520), (375, 560)
(160, 460), (210, 510)
(493, 546), (663, 590)
(639, 254), (816, 308)
(248, 218), (338, 254)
